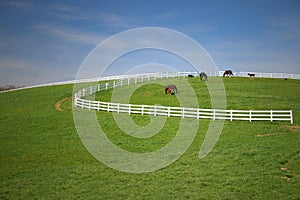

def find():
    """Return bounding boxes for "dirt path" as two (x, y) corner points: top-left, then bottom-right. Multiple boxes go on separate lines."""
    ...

(55, 97), (72, 111)
(255, 126), (300, 137)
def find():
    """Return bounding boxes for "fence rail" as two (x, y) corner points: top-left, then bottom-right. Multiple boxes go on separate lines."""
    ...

(74, 71), (294, 124)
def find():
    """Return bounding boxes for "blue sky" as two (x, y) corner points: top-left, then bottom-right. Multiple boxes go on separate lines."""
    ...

(1, 0), (300, 86)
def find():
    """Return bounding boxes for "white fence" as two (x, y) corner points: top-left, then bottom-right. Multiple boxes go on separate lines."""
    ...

(74, 72), (294, 124)
(75, 98), (293, 123)
(234, 71), (300, 79)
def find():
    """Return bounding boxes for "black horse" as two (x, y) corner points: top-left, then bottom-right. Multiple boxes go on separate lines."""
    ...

(165, 85), (178, 95)
(223, 70), (233, 77)
(188, 74), (194, 78)
(199, 72), (208, 81)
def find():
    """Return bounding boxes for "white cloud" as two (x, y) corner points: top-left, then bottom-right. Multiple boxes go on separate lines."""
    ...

(8, 1), (34, 10)
(154, 12), (177, 20)
(55, 11), (133, 30)
(36, 25), (106, 46)
(54, 4), (77, 12)
(82, 13), (136, 30)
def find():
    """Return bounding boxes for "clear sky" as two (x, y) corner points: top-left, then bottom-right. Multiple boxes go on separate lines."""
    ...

(1, 0), (300, 86)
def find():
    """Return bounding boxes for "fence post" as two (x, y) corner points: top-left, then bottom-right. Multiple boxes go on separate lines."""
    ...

(213, 109), (216, 120)
(249, 110), (252, 122)
(197, 108), (200, 119)
(154, 105), (157, 116)
(128, 78), (130, 85)
(290, 110), (293, 124)
(182, 107), (185, 118)
(230, 110), (233, 121)
(270, 110), (273, 122)
(168, 107), (171, 117)
(74, 96), (77, 107)
(90, 86), (93, 95)
(81, 99), (84, 109)
(141, 105), (144, 115)
(128, 104), (131, 115)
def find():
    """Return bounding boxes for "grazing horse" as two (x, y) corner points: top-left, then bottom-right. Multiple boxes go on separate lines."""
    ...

(248, 73), (255, 79)
(165, 85), (177, 95)
(188, 74), (194, 78)
(199, 72), (208, 81)
(223, 70), (233, 77)
(167, 87), (173, 95)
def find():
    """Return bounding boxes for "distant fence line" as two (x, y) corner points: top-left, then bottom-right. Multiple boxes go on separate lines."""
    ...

(2, 71), (299, 93)
(74, 71), (294, 124)
(234, 71), (300, 79)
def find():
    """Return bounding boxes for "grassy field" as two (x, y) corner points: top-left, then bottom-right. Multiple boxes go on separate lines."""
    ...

(1, 77), (300, 199)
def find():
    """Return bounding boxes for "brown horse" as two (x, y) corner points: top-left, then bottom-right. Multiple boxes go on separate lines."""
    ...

(167, 87), (173, 95)
(223, 70), (233, 77)
(165, 85), (177, 95)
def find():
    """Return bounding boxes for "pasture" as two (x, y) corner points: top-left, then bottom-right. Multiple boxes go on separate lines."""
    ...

(1, 77), (300, 199)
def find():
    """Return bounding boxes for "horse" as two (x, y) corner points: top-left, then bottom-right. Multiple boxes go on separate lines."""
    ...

(188, 74), (194, 78)
(165, 85), (177, 95)
(223, 70), (233, 77)
(167, 87), (173, 95)
(199, 72), (208, 81)
(248, 73), (255, 79)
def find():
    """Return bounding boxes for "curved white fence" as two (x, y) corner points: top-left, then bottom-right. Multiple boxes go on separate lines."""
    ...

(74, 72), (294, 124)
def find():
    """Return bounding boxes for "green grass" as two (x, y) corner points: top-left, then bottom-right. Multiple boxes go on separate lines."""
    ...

(1, 77), (300, 199)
